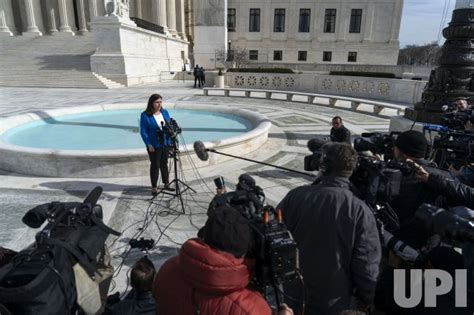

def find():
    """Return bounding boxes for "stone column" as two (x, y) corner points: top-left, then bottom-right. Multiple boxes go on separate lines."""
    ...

(23, 0), (42, 35)
(57, 0), (74, 33)
(363, 3), (374, 42)
(166, 0), (177, 36)
(389, 0), (403, 43)
(135, 0), (142, 19)
(89, 0), (99, 19)
(176, 0), (186, 39)
(0, 0), (17, 35)
(153, 0), (168, 33)
(48, 7), (58, 34)
(0, 9), (12, 36)
(77, 0), (88, 34)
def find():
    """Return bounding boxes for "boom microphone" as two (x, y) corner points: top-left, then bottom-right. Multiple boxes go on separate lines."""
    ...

(193, 140), (209, 161)
(192, 141), (317, 178)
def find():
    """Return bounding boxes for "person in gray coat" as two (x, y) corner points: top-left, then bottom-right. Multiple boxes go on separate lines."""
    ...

(277, 143), (381, 315)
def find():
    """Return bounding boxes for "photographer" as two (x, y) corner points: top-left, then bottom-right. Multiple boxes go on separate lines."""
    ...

(409, 160), (474, 209)
(375, 131), (464, 314)
(153, 206), (293, 315)
(330, 116), (351, 144)
(388, 130), (456, 248)
(277, 143), (381, 315)
(453, 97), (470, 112)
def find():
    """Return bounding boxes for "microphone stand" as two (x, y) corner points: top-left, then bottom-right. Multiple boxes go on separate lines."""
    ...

(153, 128), (196, 214)
(205, 149), (317, 178)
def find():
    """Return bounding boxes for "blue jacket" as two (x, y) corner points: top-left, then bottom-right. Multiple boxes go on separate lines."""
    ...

(140, 109), (171, 149)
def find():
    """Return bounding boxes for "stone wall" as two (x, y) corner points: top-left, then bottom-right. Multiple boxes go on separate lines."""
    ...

(91, 16), (189, 86)
(227, 0), (403, 66)
(225, 72), (426, 105)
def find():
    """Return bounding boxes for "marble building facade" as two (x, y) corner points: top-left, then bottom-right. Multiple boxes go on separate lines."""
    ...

(225, 0), (403, 67)
(0, 0), (403, 86)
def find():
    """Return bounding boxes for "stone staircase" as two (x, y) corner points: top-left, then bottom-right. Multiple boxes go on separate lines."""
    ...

(0, 35), (124, 89)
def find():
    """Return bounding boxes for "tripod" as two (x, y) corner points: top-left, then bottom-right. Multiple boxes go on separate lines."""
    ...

(153, 137), (196, 213)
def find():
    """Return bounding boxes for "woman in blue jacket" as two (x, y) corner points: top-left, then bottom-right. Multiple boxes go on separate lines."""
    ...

(140, 94), (173, 195)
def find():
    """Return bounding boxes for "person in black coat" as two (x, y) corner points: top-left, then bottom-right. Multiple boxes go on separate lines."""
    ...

(193, 65), (201, 88)
(375, 130), (465, 315)
(104, 256), (156, 315)
(330, 116), (351, 144)
(277, 142), (381, 315)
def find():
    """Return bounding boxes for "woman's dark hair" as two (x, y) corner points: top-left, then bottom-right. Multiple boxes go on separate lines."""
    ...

(145, 93), (162, 115)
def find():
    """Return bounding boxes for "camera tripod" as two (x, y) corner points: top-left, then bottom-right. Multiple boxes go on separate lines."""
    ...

(152, 137), (196, 213)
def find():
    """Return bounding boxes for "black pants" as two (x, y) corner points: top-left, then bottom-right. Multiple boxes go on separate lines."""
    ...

(194, 76), (200, 88)
(147, 147), (169, 188)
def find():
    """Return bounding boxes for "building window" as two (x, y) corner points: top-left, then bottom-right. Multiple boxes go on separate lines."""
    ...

(299, 9), (311, 32)
(349, 9), (362, 33)
(323, 51), (332, 62)
(228, 8), (236, 32)
(249, 50), (259, 60)
(249, 8), (260, 32)
(348, 52), (357, 62)
(273, 50), (283, 61)
(274, 8), (285, 32)
(324, 9), (336, 33)
(298, 51), (307, 61)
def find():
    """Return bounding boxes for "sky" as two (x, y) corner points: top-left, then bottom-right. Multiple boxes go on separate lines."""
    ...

(400, 0), (456, 47)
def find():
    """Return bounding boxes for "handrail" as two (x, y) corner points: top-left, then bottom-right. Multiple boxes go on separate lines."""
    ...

(203, 87), (409, 118)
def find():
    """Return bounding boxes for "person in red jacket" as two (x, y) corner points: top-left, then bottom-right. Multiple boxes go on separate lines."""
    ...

(153, 206), (293, 315)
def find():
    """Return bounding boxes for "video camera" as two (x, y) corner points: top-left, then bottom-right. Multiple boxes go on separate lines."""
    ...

(440, 103), (474, 131)
(423, 124), (474, 169)
(353, 132), (399, 161)
(303, 135), (331, 172)
(209, 174), (299, 308)
(0, 187), (121, 314)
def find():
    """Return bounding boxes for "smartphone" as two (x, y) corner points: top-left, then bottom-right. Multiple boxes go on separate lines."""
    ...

(214, 176), (225, 189)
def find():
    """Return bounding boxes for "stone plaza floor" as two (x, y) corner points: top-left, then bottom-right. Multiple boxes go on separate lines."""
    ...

(0, 81), (390, 293)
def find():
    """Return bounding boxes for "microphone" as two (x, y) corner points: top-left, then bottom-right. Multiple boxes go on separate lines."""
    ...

(193, 140), (317, 178)
(193, 141), (209, 161)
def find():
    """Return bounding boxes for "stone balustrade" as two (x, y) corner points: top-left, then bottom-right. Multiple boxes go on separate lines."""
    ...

(203, 87), (408, 118)
(224, 72), (426, 105)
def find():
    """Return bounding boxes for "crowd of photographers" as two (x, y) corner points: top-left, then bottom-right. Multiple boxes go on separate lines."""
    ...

(1, 100), (474, 315)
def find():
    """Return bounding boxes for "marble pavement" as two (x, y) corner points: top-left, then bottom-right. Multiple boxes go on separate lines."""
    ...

(0, 81), (390, 293)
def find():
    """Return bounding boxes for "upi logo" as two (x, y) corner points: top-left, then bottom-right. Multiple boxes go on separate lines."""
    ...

(394, 269), (468, 308)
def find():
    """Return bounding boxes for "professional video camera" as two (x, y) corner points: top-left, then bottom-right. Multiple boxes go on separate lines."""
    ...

(0, 187), (121, 315)
(208, 174), (299, 309)
(353, 132), (399, 161)
(303, 135), (331, 171)
(440, 104), (474, 130)
(424, 124), (474, 169)
(416, 203), (474, 243)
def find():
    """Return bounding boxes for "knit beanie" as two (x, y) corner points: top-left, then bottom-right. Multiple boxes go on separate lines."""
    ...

(202, 206), (251, 258)
(394, 130), (427, 158)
